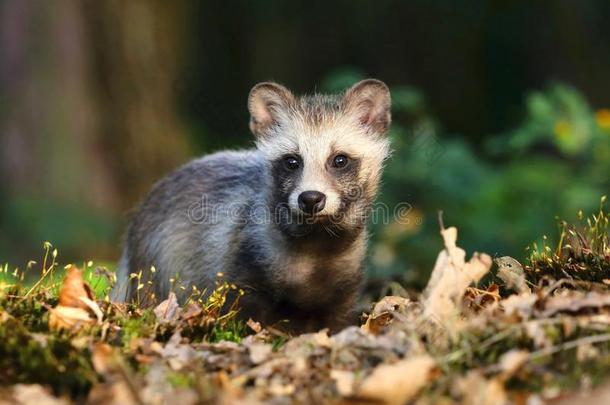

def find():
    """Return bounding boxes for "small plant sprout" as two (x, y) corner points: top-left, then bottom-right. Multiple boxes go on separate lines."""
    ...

(527, 196), (610, 283)
(24, 242), (59, 297)
(135, 269), (144, 305)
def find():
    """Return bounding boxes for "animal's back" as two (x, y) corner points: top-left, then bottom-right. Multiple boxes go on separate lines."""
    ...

(112, 149), (267, 303)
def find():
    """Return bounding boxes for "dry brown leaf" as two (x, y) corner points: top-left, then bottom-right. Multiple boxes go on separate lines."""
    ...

(287, 329), (331, 348)
(10, 384), (70, 405)
(455, 371), (508, 405)
(91, 342), (118, 375)
(58, 265), (94, 309)
(362, 296), (417, 334)
(154, 292), (182, 323)
(248, 342), (272, 364)
(247, 318), (263, 334)
(157, 332), (196, 371)
(48, 305), (96, 331)
(356, 355), (436, 405)
(180, 303), (202, 321)
(49, 265), (102, 331)
(267, 379), (295, 396)
(423, 226), (492, 326)
(501, 293), (538, 320)
(464, 284), (501, 312)
(498, 349), (529, 380)
(361, 311), (393, 335)
(330, 370), (356, 397)
(87, 380), (140, 405)
(541, 291), (610, 318)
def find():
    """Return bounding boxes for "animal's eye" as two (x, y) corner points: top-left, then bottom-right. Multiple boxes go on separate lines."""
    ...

(284, 156), (300, 170)
(332, 154), (349, 168)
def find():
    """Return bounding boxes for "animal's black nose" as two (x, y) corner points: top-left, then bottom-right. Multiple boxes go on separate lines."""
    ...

(298, 190), (326, 214)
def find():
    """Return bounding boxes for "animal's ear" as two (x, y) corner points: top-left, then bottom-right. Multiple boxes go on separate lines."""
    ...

(343, 79), (391, 134)
(248, 82), (294, 137)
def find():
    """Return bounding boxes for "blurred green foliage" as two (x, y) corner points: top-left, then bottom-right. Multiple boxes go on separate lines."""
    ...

(1, 197), (117, 262)
(321, 70), (610, 286)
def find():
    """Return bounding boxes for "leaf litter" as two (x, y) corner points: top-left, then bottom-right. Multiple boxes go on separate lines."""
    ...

(0, 201), (609, 404)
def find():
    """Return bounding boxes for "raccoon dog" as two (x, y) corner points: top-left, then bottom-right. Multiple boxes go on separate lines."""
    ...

(112, 79), (392, 332)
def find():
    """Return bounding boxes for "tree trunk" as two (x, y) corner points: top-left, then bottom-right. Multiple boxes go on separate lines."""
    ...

(0, 0), (190, 261)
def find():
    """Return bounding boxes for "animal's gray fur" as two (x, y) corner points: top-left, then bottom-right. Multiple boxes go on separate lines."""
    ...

(112, 80), (391, 332)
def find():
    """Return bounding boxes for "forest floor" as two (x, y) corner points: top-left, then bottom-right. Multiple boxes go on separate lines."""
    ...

(1, 202), (609, 405)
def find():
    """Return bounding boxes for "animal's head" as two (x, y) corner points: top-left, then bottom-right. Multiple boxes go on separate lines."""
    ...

(248, 79), (391, 239)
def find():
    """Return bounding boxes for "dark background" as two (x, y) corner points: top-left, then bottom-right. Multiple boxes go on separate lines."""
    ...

(1, 0), (609, 285)
(183, 1), (610, 145)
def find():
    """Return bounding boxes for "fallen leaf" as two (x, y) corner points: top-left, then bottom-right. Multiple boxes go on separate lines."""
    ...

(501, 293), (538, 320)
(48, 305), (95, 331)
(87, 380), (140, 405)
(464, 284), (501, 312)
(58, 265), (94, 309)
(248, 342), (272, 364)
(331, 370), (356, 396)
(158, 332), (196, 371)
(79, 296), (104, 323)
(92, 342), (118, 374)
(180, 302), (202, 321)
(541, 291), (610, 318)
(498, 349), (529, 380)
(423, 226), (492, 327)
(49, 265), (102, 331)
(247, 318), (262, 334)
(361, 311), (393, 335)
(456, 371), (508, 405)
(154, 292), (182, 323)
(267, 379), (295, 396)
(10, 384), (69, 405)
(356, 355), (436, 405)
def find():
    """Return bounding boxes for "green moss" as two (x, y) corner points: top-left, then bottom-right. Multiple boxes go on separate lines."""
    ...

(117, 309), (157, 347)
(526, 198), (610, 284)
(0, 318), (96, 398)
(208, 319), (246, 343)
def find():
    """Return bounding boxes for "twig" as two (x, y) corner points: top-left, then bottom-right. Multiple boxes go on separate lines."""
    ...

(438, 210), (445, 231)
(528, 332), (610, 360)
(483, 332), (610, 375)
(24, 257), (53, 298)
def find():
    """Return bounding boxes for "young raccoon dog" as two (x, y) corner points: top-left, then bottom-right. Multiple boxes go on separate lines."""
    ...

(112, 79), (392, 332)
